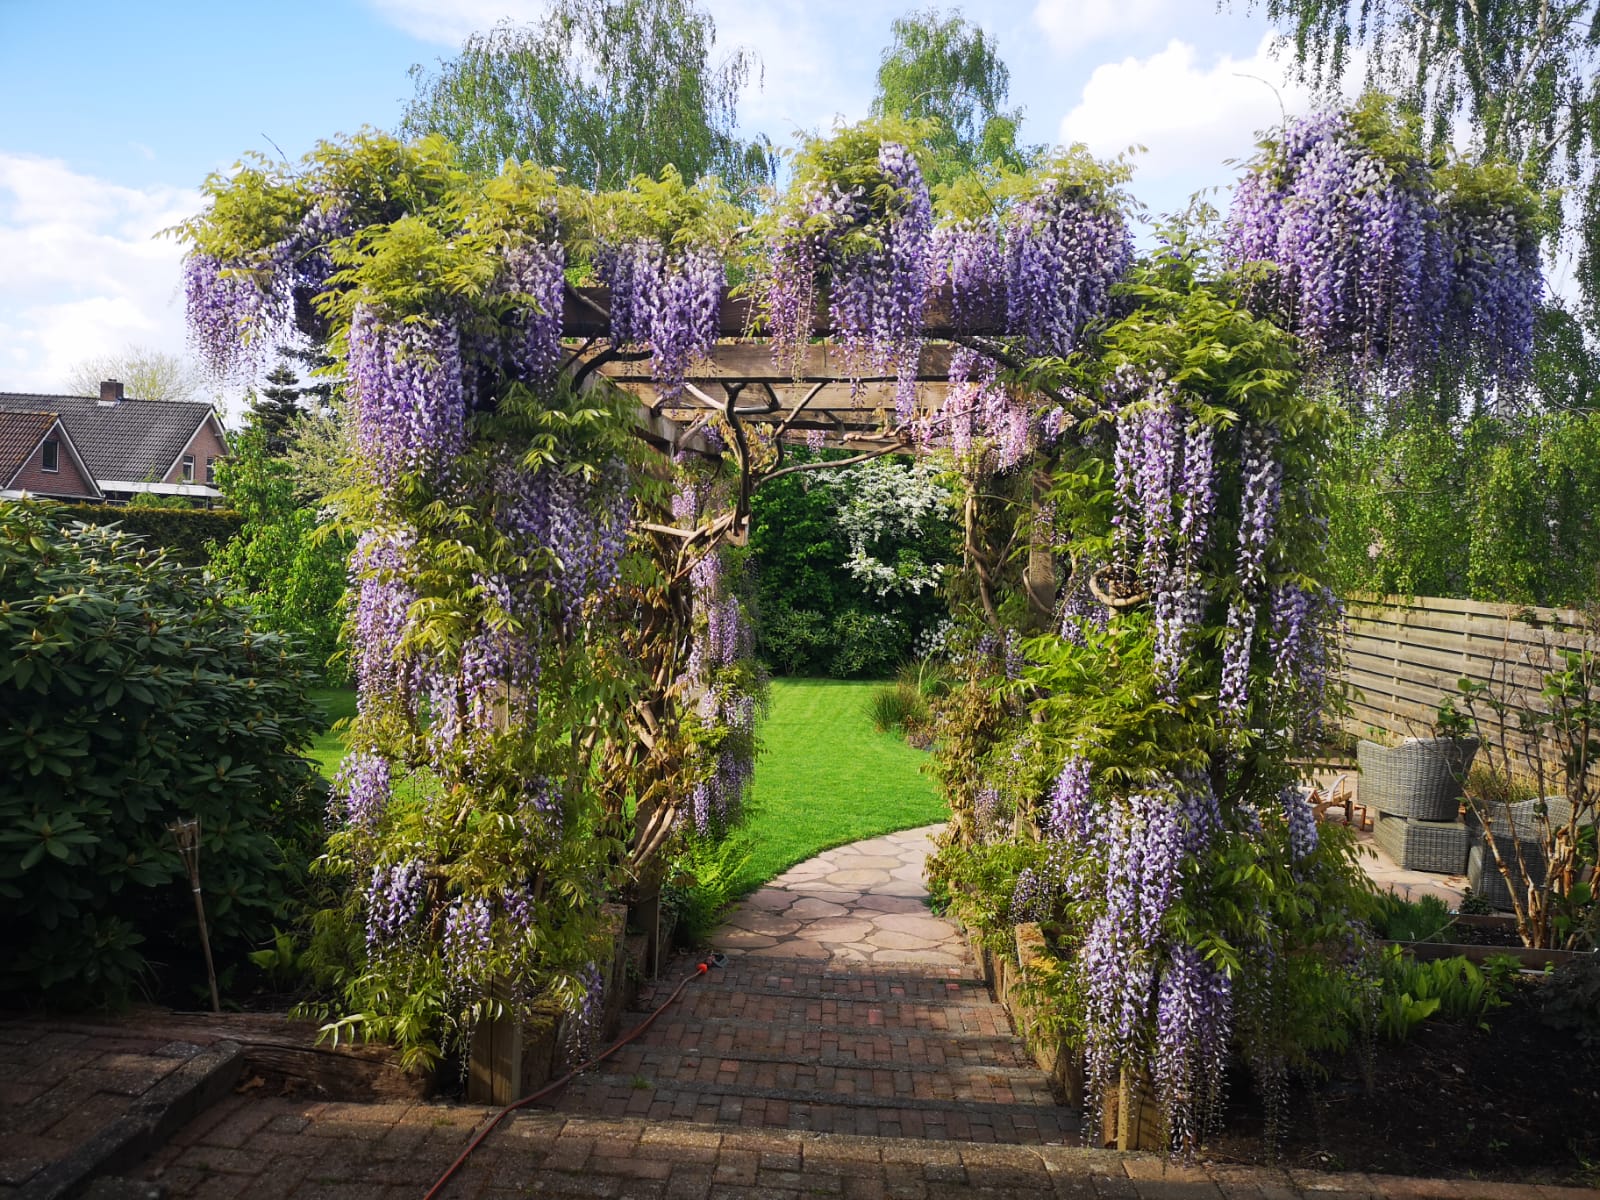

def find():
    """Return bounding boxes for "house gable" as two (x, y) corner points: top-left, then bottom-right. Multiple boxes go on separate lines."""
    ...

(161, 410), (229, 486)
(0, 412), (101, 501)
(0, 391), (227, 500)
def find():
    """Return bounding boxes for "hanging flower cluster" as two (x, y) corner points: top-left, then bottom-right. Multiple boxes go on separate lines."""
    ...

(768, 136), (933, 422)
(1004, 179), (1133, 359)
(348, 306), (466, 490)
(500, 239), (567, 384)
(679, 494), (762, 836)
(920, 160), (1132, 467)
(1108, 377), (1219, 700)
(1225, 104), (1544, 394)
(596, 239), (723, 400)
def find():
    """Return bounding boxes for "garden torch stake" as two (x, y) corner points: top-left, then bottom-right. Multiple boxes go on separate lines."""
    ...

(169, 818), (220, 1013)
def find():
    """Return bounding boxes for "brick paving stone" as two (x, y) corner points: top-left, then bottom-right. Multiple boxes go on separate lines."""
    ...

(10, 832), (1593, 1200)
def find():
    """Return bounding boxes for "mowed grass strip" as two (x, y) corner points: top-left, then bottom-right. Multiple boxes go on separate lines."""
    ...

(306, 686), (357, 780)
(736, 677), (947, 894)
(300, 678), (948, 895)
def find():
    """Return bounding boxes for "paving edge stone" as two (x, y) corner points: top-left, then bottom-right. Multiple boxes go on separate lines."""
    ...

(17, 1039), (243, 1200)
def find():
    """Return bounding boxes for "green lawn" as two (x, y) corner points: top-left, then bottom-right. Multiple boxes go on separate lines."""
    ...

(735, 678), (947, 894)
(306, 686), (357, 779)
(297, 678), (949, 894)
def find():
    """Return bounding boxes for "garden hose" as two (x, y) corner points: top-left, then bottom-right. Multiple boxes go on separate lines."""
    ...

(420, 953), (725, 1200)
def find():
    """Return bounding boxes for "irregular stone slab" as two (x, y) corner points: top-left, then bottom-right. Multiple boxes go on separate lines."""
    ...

(723, 911), (804, 937)
(780, 882), (863, 904)
(800, 918), (878, 943)
(822, 854), (903, 870)
(710, 929), (780, 949)
(870, 878), (931, 898)
(869, 913), (958, 940)
(863, 928), (942, 952)
(824, 943), (874, 962)
(785, 897), (849, 920)
(822, 868), (895, 889)
(853, 893), (929, 914)
(742, 888), (796, 914)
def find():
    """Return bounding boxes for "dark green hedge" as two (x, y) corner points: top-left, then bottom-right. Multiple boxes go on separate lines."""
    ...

(54, 504), (244, 566)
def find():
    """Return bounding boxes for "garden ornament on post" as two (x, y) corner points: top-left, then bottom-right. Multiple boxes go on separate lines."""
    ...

(168, 817), (221, 1013)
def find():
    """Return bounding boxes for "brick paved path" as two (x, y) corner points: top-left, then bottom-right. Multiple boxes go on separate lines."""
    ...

(553, 956), (1074, 1143)
(0, 1022), (208, 1191)
(41, 824), (1591, 1198)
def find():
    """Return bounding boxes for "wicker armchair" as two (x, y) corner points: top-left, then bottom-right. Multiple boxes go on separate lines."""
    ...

(1356, 737), (1478, 820)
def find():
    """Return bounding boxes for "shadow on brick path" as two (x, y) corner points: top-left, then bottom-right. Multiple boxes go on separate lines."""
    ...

(9, 827), (1598, 1198)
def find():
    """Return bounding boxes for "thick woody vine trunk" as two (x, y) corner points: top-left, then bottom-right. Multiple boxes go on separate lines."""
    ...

(1022, 468), (1056, 633)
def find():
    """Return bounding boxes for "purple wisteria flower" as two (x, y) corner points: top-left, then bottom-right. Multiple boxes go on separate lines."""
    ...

(442, 896), (494, 986)
(1280, 785), (1319, 861)
(348, 305), (466, 490)
(597, 238), (723, 400)
(1155, 943), (1233, 1153)
(1005, 184), (1132, 358)
(1047, 757), (1093, 843)
(501, 239), (567, 383)
(564, 962), (604, 1063)
(364, 860), (426, 955)
(1224, 108), (1540, 393)
(331, 749), (391, 834)
(349, 527), (417, 716)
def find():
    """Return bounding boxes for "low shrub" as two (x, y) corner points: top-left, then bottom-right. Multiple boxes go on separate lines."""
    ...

(828, 608), (908, 679)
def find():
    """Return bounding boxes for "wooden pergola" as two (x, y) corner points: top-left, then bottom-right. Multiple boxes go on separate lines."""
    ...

(558, 285), (1006, 456)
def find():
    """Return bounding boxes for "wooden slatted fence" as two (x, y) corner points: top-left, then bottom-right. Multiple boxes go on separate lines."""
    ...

(1337, 594), (1593, 778)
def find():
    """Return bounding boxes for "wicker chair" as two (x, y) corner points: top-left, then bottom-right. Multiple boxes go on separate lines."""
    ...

(1356, 737), (1478, 821)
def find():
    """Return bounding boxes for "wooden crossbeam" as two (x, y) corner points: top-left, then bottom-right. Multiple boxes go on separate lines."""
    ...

(590, 341), (957, 385)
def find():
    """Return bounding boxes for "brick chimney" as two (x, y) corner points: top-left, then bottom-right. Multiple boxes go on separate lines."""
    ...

(98, 379), (125, 406)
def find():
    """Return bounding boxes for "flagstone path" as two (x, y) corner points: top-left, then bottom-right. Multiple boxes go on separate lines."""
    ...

(705, 825), (968, 966)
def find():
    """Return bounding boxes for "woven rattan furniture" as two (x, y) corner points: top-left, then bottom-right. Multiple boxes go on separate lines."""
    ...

(1467, 838), (1547, 911)
(1356, 737), (1478, 820)
(1373, 813), (1470, 874)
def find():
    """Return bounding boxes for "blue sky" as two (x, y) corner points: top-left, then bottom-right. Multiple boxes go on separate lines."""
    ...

(0, 0), (1332, 406)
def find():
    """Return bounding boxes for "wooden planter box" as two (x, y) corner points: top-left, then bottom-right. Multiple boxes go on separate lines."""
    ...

(467, 901), (647, 1105)
(1388, 917), (1592, 969)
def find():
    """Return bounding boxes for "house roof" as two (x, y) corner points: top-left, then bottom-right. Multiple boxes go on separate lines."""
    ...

(0, 410), (59, 480)
(0, 409), (102, 499)
(0, 392), (219, 484)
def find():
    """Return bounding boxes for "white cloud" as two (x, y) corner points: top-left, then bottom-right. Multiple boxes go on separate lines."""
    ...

(0, 153), (201, 395)
(1058, 35), (1324, 185)
(1032, 0), (1180, 56)
(365, 0), (548, 46)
